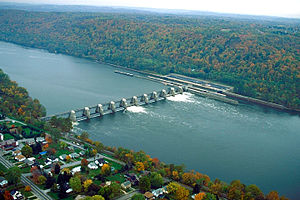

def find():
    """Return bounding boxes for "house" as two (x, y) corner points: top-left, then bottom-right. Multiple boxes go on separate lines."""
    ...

(24, 158), (35, 166)
(0, 139), (18, 150)
(95, 158), (107, 166)
(67, 146), (74, 152)
(59, 154), (67, 161)
(88, 162), (98, 170)
(152, 186), (168, 198)
(0, 177), (8, 188)
(121, 181), (131, 190)
(69, 152), (80, 159)
(79, 151), (85, 156)
(26, 139), (35, 146)
(15, 155), (26, 162)
(71, 166), (81, 175)
(10, 190), (23, 200)
(125, 173), (139, 185)
(12, 150), (22, 156)
(36, 137), (45, 143)
(144, 192), (154, 200)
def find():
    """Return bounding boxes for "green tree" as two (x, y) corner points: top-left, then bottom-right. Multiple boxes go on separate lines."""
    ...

(139, 176), (151, 193)
(84, 195), (105, 200)
(131, 193), (145, 200)
(80, 132), (89, 140)
(150, 172), (163, 189)
(245, 184), (264, 200)
(21, 145), (33, 158)
(38, 175), (47, 185)
(5, 166), (21, 185)
(70, 176), (82, 193)
(204, 193), (217, 200)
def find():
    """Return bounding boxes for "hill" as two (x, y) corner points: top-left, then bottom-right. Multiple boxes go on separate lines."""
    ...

(0, 9), (299, 109)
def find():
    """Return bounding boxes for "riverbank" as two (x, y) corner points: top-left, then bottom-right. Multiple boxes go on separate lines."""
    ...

(99, 61), (300, 114)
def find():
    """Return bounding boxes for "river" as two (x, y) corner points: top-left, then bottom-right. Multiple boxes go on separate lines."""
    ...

(0, 41), (299, 199)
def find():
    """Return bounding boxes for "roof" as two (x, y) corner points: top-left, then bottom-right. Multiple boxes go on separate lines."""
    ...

(15, 155), (25, 160)
(121, 181), (131, 187)
(13, 150), (21, 154)
(39, 151), (47, 155)
(144, 192), (154, 198)
(70, 152), (80, 158)
(0, 177), (6, 181)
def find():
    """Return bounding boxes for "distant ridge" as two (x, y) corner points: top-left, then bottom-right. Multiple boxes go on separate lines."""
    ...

(0, 2), (299, 22)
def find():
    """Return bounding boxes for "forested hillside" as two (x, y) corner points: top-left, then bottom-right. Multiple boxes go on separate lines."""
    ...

(0, 69), (46, 125)
(0, 10), (299, 109)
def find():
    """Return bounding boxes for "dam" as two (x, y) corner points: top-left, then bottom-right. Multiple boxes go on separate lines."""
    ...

(40, 87), (185, 122)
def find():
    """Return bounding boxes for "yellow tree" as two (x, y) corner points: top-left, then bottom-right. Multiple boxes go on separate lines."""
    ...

(101, 164), (111, 176)
(135, 162), (145, 172)
(172, 170), (180, 180)
(83, 179), (93, 192)
(195, 193), (206, 200)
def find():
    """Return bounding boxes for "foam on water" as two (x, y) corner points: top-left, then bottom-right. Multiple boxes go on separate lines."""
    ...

(126, 106), (147, 113)
(167, 92), (195, 103)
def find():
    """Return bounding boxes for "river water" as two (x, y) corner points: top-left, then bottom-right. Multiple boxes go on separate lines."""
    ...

(0, 41), (299, 199)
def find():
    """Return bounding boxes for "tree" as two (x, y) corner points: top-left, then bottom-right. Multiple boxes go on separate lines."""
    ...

(25, 186), (31, 192)
(81, 158), (89, 172)
(266, 191), (280, 200)
(31, 166), (41, 184)
(60, 141), (67, 149)
(70, 176), (82, 193)
(5, 166), (21, 185)
(139, 176), (151, 193)
(38, 175), (47, 185)
(175, 185), (189, 200)
(80, 131), (89, 140)
(84, 179), (93, 192)
(131, 193), (145, 200)
(195, 193), (206, 200)
(66, 155), (71, 162)
(84, 195), (105, 200)
(150, 172), (163, 189)
(3, 190), (12, 200)
(204, 193), (217, 200)
(167, 182), (189, 200)
(245, 184), (264, 200)
(101, 164), (111, 176)
(135, 162), (145, 172)
(21, 145), (33, 157)
(54, 163), (60, 174)
(94, 141), (104, 153)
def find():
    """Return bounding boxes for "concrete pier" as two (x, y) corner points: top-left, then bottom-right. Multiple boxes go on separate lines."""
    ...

(40, 87), (183, 122)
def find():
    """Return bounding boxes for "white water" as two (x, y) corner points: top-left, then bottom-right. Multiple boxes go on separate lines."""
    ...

(126, 106), (147, 113)
(166, 92), (195, 103)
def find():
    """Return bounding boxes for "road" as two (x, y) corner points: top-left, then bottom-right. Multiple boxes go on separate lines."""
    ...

(116, 190), (138, 200)
(0, 155), (53, 200)
(60, 138), (125, 166)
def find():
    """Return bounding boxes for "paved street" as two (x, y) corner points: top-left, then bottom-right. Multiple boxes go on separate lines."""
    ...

(0, 155), (53, 200)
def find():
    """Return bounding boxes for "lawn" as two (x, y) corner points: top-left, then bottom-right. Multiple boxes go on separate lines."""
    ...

(48, 191), (77, 200)
(106, 174), (126, 183)
(3, 133), (14, 140)
(104, 159), (123, 171)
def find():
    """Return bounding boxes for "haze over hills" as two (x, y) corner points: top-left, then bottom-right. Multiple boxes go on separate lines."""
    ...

(0, 1), (299, 21)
